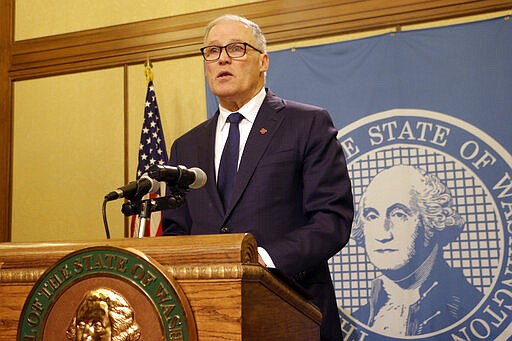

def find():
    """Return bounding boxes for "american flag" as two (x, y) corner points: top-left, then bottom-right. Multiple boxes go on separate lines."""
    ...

(130, 80), (168, 237)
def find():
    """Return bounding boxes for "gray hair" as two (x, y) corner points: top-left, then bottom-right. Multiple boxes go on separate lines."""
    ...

(352, 165), (465, 247)
(203, 14), (267, 52)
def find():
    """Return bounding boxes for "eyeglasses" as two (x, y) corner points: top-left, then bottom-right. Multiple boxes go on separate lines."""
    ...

(200, 42), (263, 61)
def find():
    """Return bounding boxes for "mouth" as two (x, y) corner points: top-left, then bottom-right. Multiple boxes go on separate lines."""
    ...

(374, 249), (398, 254)
(216, 71), (233, 79)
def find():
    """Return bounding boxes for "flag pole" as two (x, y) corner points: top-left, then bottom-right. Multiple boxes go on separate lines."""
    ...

(133, 57), (153, 238)
(144, 56), (153, 85)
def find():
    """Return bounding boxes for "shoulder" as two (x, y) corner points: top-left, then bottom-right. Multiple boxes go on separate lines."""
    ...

(424, 260), (483, 308)
(283, 98), (324, 112)
(265, 89), (332, 123)
(174, 116), (216, 144)
(266, 89), (325, 112)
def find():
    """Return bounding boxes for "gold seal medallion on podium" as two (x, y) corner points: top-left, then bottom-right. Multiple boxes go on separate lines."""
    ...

(18, 246), (197, 341)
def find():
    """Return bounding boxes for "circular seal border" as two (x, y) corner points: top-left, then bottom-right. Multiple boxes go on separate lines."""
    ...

(17, 245), (197, 340)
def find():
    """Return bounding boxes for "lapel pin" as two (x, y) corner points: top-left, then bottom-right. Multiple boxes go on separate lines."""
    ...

(260, 128), (268, 135)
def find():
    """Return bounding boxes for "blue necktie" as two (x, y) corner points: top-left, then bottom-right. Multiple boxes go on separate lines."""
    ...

(218, 112), (243, 209)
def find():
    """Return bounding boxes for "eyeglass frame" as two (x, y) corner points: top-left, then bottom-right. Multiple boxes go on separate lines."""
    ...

(200, 42), (263, 61)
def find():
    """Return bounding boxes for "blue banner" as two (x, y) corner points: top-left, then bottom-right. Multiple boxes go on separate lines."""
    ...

(207, 17), (512, 340)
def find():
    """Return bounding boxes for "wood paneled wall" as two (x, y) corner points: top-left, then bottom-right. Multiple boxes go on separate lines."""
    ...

(1, 0), (511, 241)
(1, 0), (14, 242)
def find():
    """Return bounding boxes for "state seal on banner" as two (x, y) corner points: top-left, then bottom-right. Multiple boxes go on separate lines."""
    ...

(330, 109), (512, 340)
(17, 246), (197, 341)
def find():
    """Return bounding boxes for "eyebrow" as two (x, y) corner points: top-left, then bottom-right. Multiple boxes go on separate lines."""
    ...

(206, 39), (244, 46)
(362, 207), (378, 218)
(386, 203), (412, 217)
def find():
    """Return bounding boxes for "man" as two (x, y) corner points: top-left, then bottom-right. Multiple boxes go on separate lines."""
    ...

(66, 288), (141, 341)
(351, 165), (483, 336)
(162, 14), (353, 340)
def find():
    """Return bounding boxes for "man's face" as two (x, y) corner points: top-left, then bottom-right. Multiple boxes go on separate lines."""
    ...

(75, 299), (112, 341)
(204, 20), (268, 111)
(361, 167), (427, 273)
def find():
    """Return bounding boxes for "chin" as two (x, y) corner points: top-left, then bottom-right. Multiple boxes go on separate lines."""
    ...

(369, 257), (408, 272)
(212, 87), (238, 98)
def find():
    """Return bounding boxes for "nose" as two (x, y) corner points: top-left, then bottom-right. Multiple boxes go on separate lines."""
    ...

(80, 324), (94, 340)
(81, 333), (93, 341)
(218, 47), (231, 64)
(373, 218), (394, 243)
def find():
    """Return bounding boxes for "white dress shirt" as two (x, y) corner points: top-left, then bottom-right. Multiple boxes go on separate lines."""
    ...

(214, 87), (266, 180)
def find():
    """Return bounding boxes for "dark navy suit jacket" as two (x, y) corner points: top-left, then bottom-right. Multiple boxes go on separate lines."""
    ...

(163, 89), (353, 340)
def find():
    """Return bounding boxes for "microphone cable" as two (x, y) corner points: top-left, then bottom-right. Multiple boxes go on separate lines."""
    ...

(102, 198), (111, 239)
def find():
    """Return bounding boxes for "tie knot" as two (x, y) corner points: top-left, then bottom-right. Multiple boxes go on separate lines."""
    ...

(227, 112), (243, 124)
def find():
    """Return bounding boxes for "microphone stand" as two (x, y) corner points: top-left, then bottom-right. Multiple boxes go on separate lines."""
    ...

(135, 200), (151, 238)
(121, 189), (188, 238)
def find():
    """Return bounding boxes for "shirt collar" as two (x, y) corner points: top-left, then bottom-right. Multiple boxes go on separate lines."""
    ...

(218, 87), (266, 130)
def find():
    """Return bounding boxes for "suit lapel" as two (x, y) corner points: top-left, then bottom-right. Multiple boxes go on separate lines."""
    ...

(223, 91), (286, 218)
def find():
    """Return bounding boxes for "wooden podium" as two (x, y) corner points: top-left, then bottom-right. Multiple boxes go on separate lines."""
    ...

(0, 233), (321, 340)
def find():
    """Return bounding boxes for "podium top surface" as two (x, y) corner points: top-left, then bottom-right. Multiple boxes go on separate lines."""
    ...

(0, 233), (259, 270)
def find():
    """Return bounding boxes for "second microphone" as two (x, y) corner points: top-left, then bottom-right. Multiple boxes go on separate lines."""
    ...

(147, 164), (207, 190)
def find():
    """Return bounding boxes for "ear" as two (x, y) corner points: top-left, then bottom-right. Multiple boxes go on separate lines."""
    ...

(260, 53), (269, 72)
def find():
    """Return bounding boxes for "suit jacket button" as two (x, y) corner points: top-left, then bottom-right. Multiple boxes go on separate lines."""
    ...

(294, 271), (306, 281)
(220, 226), (231, 234)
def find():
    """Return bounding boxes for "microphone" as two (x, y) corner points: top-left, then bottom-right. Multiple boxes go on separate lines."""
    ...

(147, 164), (207, 189)
(104, 174), (160, 202)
